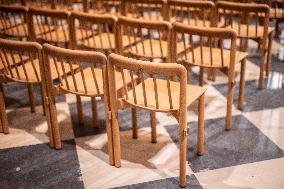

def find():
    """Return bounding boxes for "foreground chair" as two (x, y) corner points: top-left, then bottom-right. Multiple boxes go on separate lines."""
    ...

(108, 53), (206, 187)
(216, 1), (273, 89)
(172, 23), (248, 130)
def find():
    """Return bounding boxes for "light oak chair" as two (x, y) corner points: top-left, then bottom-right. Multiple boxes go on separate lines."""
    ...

(84, 0), (122, 15)
(0, 5), (29, 40)
(108, 53), (206, 187)
(0, 39), (43, 134)
(216, 1), (274, 89)
(42, 44), (134, 166)
(28, 8), (71, 48)
(69, 11), (117, 54)
(121, 0), (167, 21)
(166, 0), (215, 27)
(172, 23), (248, 130)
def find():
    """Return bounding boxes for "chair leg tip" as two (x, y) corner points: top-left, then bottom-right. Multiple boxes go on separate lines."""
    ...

(225, 128), (231, 131)
(197, 151), (204, 156)
(151, 140), (157, 144)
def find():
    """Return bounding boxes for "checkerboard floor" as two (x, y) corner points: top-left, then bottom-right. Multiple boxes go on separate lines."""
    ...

(0, 26), (283, 189)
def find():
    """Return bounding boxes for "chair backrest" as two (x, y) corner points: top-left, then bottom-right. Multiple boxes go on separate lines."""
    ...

(172, 22), (237, 69)
(51, 0), (85, 11)
(269, 0), (284, 18)
(86, 0), (122, 15)
(108, 53), (187, 112)
(42, 43), (107, 97)
(167, 0), (215, 27)
(117, 16), (171, 62)
(21, 0), (51, 8)
(0, 38), (43, 83)
(69, 11), (117, 54)
(0, 5), (29, 39)
(216, 1), (270, 39)
(28, 8), (70, 47)
(122, 0), (167, 21)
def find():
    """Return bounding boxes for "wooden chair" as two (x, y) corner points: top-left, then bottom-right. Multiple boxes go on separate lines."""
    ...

(268, 0), (284, 34)
(42, 44), (134, 166)
(117, 16), (175, 62)
(27, 8), (71, 48)
(85, 0), (122, 15)
(172, 23), (248, 130)
(0, 38), (44, 134)
(216, 1), (274, 89)
(69, 11), (117, 54)
(0, 5), (29, 40)
(166, 0), (215, 27)
(122, 0), (167, 21)
(108, 53), (206, 187)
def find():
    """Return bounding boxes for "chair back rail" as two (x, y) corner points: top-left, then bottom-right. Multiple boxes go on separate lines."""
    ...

(43, 43), (107, 97)
(108, 53), (187, 112)
(69, 11), (117, 54)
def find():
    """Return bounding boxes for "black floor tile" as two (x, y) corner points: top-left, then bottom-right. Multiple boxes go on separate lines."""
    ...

(112, 175), (202, 189)
(0, 140), (84, 189)
(165, 115), (284, 173)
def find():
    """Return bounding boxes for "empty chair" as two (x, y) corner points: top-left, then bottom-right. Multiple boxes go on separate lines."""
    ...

(0, 39), (43, 133)
(268, 0), (284, 34)
(122, 0), (167, 21)
(166, 0), (215, 27)
(117, 16), (181, 62)
(0, 5), (29, 40)
(216, 1), (273, 89)
(108, 53), (206, 187)
(28, 8), (71, 48)
(69, 11), (117, 54)
(85, 0), (122, 15)
(172, 23), (248, 130)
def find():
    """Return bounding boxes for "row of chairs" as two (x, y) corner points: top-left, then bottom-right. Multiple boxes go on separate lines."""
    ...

(0, 37), (206, 187)
(0, 1), (274, 89)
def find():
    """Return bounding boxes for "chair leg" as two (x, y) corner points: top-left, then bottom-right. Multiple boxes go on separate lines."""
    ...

(179, 115), (187, 187)
(225, 72), (235, 131)
(91, 97), (99, 128)
(40, 83), (46, 116)
(197, 93), (205, 156)
(132, 108), (138, 139)
(150, 111), (157, 143)
(238, 59), (246, 110)
(265, 32), (273, 78)
(76, 95), (84, 125)
(0, 84), (9, 134)
(28, 83), (36, 113)
(112, 111), (121, 168)
(258, 39), (266, 89)
(49, 96), (61, 149)
(104, 100), (114, 165)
